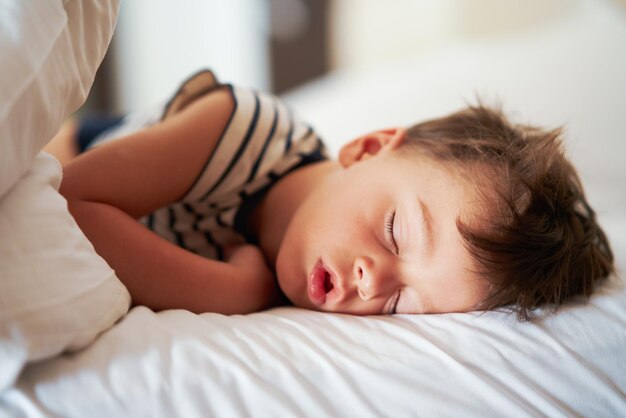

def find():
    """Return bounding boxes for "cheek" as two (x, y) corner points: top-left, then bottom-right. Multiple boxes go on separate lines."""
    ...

(292, 178), (350, 236)
(304, 196), (362, 248)
(276, 172), (369, 262)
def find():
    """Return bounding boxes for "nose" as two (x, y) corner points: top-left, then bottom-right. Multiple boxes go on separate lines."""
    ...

(353, 255), (388, 301)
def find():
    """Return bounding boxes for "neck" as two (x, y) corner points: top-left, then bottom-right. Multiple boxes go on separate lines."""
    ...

(249, 160), (339, 269)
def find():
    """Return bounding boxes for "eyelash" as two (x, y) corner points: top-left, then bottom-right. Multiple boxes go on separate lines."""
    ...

(385, 211), (401, 314)
(390, 290), (401, 314)
(384, 210), (399, 255)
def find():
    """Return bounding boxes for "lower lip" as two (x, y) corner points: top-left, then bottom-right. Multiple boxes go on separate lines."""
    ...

(308, 259), (327, 305)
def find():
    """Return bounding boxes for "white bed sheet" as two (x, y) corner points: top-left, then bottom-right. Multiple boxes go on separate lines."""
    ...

(3, 277), (625, 418)
(2, 0), (626, 417)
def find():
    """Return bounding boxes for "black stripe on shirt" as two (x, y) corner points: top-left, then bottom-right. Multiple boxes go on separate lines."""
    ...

(182, 203), (199, 232)
(182, 205), (200, 256)
(284, 109), (295, 153)
(183, 203), (224, 260)
(200, 92), (261, 200)
(245, 100), (279, 183)
(215, 212), (229, 228)
(297, 137), (328, 162)
(147, 214), (155, 230)
(296, 126), (315, 151)
(207, 232), (224, 260)
(179, 85), (239, 201)
(168, 207), (186, 248)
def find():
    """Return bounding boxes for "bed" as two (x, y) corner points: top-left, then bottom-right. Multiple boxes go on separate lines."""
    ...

(1, 1), (625, 417)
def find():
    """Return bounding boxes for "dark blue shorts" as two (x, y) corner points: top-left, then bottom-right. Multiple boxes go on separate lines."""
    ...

(76, 115), (124, 153)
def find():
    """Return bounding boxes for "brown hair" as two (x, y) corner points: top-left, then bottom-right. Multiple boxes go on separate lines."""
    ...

(402, 104), (614, 321)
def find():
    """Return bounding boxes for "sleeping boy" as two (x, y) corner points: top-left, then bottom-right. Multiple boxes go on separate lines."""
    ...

(47, 70), (614, 320)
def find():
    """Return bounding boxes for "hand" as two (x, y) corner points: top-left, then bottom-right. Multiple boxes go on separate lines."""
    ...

(224, 243), (275, 290)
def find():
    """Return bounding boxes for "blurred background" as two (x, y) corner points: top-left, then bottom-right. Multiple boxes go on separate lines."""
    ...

(84, 0), (626, 114)
(80, 0), (625, 259)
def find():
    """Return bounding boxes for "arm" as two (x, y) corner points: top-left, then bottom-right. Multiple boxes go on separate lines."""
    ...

(60, 88), (279, 314)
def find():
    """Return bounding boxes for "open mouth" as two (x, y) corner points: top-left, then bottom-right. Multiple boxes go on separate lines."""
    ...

(308, 259), (334, 305)
(323, 270), (334, 293)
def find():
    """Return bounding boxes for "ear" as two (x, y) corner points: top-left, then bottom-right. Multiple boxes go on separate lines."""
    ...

(338, 127), (406, 167)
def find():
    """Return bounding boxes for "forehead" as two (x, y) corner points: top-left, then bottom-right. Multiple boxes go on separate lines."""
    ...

(381, 151), (483, 204)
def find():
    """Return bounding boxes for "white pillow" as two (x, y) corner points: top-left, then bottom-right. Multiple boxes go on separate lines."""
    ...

(0, 0), (126, 392)
(0, 153), (130, 392)
(0, 0), (120, 198)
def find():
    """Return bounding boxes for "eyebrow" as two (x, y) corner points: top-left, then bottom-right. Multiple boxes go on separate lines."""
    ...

(418, 198), (434, 254)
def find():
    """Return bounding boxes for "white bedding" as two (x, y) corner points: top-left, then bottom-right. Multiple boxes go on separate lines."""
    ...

(1, 0), (626, 417)
(0, 0), (129, 396)
(3, 277), (625, 418)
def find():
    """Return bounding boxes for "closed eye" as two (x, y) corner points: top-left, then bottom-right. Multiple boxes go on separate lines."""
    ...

(384, 210), (398, 255)
(389, 289), (401, 314)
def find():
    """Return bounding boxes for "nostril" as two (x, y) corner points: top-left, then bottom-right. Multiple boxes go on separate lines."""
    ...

(358, 267), (363, 279)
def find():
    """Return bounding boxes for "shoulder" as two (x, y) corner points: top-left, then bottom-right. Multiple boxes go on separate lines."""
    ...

(166, 70), (318, 146)
(229, 86), (327, 152)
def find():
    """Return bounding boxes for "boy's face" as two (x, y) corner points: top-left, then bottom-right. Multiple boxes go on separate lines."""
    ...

(276, 128), (490, 315)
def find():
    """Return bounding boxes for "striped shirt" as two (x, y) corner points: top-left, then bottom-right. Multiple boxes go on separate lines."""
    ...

(88, 70), (328, 260)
